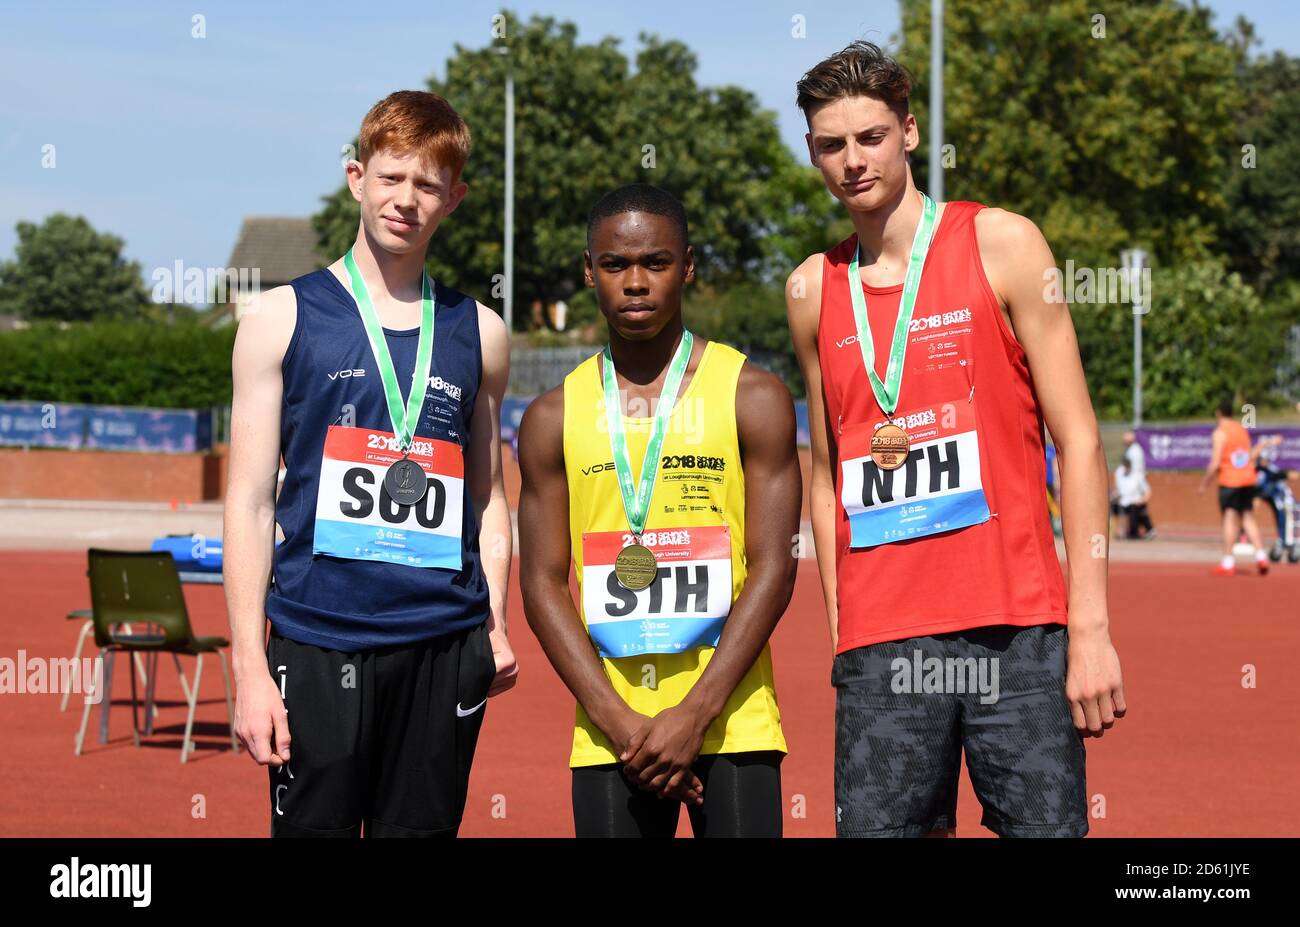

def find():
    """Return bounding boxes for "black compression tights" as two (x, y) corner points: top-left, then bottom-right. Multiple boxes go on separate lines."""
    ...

(571, 751), (783, 838)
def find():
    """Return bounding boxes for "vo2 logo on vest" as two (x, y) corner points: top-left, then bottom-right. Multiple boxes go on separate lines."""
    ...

(338, 468), (447, 528)
(328, 368), (365, 380)
(582, 461), (617, 477)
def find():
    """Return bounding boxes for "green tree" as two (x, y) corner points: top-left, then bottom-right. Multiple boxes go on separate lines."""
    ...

(0, 214), (149, 322)
(1072, 261), (1285, 419)
(900, 0), (1241, 269)
(313, 12), (840, 330)
(686, 281), (806, 396)
(1223, 46), (1300, 295)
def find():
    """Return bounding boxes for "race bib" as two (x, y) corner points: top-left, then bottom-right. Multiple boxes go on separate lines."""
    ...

(581, 525), (732, 659)
(313, 425), (464, 569)
(839, 397), (990, 548)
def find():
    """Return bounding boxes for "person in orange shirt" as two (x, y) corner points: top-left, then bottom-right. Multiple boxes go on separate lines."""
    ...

(1198, 399), (1268, 576)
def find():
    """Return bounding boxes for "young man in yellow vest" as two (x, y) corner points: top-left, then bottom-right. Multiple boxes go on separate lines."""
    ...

(518, 184), (801, 837)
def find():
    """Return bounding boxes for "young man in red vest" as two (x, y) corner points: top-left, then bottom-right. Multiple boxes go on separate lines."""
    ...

(786, 42), (1126, 837)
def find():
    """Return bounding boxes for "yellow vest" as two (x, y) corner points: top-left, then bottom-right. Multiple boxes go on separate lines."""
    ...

(562, 339), (787, 767)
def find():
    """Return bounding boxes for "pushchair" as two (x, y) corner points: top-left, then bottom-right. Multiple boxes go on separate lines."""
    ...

(1257, 452), (1299, 563)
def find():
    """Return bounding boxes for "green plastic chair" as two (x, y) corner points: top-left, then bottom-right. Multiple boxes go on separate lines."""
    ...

(60, 609), (172, 716)
(74, 549), (238, 763)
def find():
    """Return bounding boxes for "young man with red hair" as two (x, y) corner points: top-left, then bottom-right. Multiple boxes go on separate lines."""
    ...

(786, 43), (1126, 837)
(225, 90), (517, 837)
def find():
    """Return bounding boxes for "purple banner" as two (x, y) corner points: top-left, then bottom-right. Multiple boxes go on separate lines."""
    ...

(1136, 426), (1300, 471)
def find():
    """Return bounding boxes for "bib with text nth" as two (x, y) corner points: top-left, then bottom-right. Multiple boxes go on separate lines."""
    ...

(313, 425), (464, 569)
(839, 396), (990, 548)
(581, 525), (732, 658)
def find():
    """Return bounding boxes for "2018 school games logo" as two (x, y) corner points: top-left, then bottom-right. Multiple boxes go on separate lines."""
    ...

(429, 375), (463, 402)
(836, 307), (972, 349)
(581, 455), (726, 477)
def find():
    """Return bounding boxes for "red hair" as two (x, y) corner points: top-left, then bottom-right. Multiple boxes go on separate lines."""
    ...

(358, 90), (471, 181)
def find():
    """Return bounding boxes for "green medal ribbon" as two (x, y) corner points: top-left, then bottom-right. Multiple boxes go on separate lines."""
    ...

(601, 329), (694, 538)
(343, 247), (435, 453)
(847, 191), (938, 417)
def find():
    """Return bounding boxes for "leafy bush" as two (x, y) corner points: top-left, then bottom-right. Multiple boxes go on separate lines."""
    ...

(0, 319), (235, 409)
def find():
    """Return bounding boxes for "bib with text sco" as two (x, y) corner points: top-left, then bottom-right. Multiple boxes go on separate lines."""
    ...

(313, 425), (464, 569)
(582, 525), (732, 658)
(840, 397), (990, 548)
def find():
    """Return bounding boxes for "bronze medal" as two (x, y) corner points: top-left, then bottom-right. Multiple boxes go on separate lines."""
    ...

(613, 541), (658, 591)
(871, 422), (910, 470)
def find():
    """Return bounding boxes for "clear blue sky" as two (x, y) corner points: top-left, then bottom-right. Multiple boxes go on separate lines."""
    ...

(1, 0), (1295, 295)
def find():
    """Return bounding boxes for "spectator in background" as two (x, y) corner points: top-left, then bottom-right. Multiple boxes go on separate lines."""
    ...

(1122, 431), (1146, 475)
(1120, 431), (1153, 534)
(1113, 459), (1154, 540)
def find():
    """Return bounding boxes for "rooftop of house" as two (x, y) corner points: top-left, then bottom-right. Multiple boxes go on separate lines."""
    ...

(226, 216), (324, 287)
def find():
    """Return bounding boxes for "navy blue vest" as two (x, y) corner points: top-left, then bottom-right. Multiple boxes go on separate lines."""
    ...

(266, 267), (487, 650)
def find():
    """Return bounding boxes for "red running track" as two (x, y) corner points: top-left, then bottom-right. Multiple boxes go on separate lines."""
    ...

(1, 551), (1297, 836)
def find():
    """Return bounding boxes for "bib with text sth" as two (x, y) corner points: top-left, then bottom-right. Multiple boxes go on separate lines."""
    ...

(581, 525), (732, 658)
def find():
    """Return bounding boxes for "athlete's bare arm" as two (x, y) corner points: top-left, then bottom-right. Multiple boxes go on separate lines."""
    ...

(517, 387), (704, 803)
(622, 363), (801, 797)
(466, 303), (518, 696)
(786, 253), (841, 650)
(225, 285), (297, 767)
(976, 207), (1126, 737)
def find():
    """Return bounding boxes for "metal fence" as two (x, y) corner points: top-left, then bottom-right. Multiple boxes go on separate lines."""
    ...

(507, 346), (596, 395)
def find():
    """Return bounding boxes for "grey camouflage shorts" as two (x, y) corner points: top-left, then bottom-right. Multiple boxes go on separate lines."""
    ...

(832, 623), (1087, 838)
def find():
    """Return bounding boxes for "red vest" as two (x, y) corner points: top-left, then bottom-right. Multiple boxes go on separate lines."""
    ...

(817, 200), (1067, 653)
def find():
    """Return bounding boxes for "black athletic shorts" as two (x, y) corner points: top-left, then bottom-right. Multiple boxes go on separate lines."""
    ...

(833, 624), (1086, 838)
(266, 621), (495, 837)
(1219, 485), (1257, 512)
(572, 750), (783, 838)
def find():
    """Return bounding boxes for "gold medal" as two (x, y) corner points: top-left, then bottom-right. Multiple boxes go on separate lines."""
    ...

(613, 541), (658, 590)
(871, 422), (910, 470)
